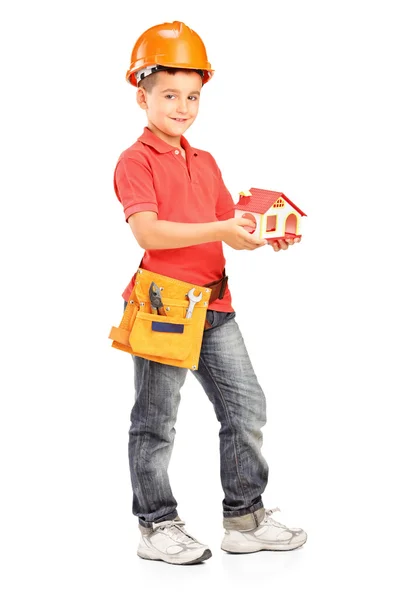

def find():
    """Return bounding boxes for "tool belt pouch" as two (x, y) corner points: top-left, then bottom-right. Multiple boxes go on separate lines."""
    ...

(108, 267), (212, 370)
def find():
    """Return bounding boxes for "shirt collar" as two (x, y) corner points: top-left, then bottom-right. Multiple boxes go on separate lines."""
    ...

(137, 126), (194, 155)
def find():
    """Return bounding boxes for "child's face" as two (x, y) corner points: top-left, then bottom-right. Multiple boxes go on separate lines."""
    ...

(137, 70), (202, 139)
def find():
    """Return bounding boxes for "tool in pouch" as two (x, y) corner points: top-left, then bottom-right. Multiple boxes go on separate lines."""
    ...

(149, 281), (167, 316)
(108, 268), (213, 370)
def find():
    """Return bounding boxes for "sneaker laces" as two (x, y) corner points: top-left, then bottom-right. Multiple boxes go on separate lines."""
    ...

(263, 507), (286, 528)
(152, 519), (197, 543)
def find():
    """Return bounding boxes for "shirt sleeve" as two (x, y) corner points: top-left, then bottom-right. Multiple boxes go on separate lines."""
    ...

(113, 156), (158, 222)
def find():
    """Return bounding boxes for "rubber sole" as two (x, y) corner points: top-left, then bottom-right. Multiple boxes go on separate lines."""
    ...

(137, 548), (212, 565)
(221, 539), (307, 553)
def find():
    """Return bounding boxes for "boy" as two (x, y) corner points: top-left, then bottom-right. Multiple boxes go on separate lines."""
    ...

(113, 21), (306, 565)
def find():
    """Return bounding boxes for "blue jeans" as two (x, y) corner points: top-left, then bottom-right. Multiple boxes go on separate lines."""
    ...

(123, 301), (269, 532)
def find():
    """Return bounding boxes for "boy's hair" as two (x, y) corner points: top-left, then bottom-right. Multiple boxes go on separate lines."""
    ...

(138, 67), (203, 93)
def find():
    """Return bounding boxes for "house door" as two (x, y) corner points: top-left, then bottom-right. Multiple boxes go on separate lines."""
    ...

(284, 213), (298, 237)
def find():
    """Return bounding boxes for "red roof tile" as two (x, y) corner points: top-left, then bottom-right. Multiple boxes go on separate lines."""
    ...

(236, 188), (306, 216)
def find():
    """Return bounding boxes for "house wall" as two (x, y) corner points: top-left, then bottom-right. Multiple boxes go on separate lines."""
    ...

(235, 201), (302, 239)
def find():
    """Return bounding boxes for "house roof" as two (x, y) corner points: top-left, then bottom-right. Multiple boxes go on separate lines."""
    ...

(236, 188), (307, 216)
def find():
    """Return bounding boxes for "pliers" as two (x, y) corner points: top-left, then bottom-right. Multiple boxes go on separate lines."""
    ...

(149, 281), (167, 316)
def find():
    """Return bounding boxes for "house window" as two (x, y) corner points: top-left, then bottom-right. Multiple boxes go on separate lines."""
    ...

(273, 198), (285, 208)
(266, 215), (277, 231)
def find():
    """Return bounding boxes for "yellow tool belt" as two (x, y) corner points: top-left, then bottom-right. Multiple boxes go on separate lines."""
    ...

(108, 267), (220, 370)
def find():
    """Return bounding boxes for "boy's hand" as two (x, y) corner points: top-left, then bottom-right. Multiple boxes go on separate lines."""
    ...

(220, 218), (269, 250)
(268, 237), (301, 252)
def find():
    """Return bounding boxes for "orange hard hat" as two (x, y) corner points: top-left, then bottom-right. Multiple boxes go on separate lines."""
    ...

(125, 21), (214, 87)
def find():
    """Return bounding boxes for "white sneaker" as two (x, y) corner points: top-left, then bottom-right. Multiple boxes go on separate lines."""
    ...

(221, 507), (307, 553)
(137, 517), (212, 565)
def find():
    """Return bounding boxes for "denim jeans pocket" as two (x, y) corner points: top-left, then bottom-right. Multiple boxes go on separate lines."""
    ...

(206, 310), (236, 330)
(206, 309), (215, 326)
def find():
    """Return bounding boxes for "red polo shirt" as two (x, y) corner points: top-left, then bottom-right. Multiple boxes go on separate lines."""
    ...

(113, 126), (235, 312)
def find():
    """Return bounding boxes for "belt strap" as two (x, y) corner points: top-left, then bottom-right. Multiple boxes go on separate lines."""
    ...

(204, 269), (228, 305)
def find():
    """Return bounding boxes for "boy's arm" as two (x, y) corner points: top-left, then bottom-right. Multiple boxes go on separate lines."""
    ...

(115, 156), (226, 249)
(128, 211), (225, 249)
(129, 155), (236, 249)
(115, 155), (263, 251)
(129, 211), (266, 251)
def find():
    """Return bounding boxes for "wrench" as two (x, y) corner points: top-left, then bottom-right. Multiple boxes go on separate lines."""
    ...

(185, 288), (202, 319)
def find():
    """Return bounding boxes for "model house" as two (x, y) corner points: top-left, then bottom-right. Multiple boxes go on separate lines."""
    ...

(234, 188), (306, 241)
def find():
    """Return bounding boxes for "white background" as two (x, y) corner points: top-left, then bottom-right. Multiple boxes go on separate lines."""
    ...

(2, 0), (400, 598)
